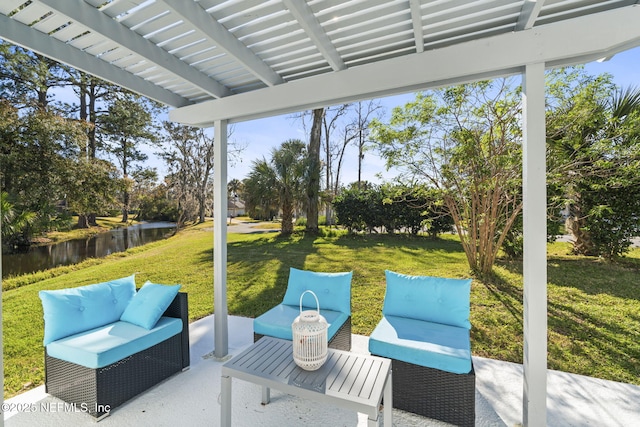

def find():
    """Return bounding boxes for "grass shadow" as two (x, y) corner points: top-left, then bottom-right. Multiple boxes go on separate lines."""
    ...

(330, 232), (466, 254)
(206, 230), (471, 335)
(478, 270), (524, 325)
(546, 297), (640, 383)
(469, 268), (524, 364)
(224, 233), (322, 318)
(495, 255), (639, 383)
(498, 255), (639, 301)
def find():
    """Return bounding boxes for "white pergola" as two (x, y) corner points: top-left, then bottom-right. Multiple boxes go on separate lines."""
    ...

(1, 1), (639, 426)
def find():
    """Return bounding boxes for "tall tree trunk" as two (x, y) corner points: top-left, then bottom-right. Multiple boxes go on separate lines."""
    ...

(77, 77), (90, 228)
(79, 77), (88, 160)
(87, 81), (99, 226)
(77, 214), (89, 229)
(122, 190), (129, 223)
(87, 214), (98, 227)
(357, 103), (364, 189)
(306, 108), (323, 232)
(198, 194), (206, 223)
(122, 140), (129, 223)
(567, 199), (595, 256)
(324, 117), (333, 226)
(76, 76), (100, 227)
(281, 193), (294, 235)
(88, 80), (97, 159)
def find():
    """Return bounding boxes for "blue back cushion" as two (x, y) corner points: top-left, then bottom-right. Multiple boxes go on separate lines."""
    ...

(383, 270), (472, 329)
(120, 281), (181, 329)
(39, 275), (137, 345)
(282, 268), (352, 315)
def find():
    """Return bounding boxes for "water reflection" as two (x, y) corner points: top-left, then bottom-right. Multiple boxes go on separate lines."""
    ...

(2, 222), (176, 278)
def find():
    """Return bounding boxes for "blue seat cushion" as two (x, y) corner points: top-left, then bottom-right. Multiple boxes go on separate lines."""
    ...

(45, 317), (183, 369)
(368, 315), (472, 374)
(253, 304), (349, 341)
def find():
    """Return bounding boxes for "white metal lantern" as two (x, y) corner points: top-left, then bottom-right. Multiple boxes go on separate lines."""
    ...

(292, 290), (329, 371)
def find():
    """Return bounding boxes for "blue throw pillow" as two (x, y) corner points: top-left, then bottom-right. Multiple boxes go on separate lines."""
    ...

(39, 275), (137, 345)
(120, 281), (181, 329)
(282, 267), (352, 314)
(382, 270), (472, 329)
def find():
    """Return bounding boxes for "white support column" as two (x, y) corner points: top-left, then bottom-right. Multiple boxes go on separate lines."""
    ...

(522, 62), (548, 426)
(1, 211), (4, 427)
(214, 119), (229, 358)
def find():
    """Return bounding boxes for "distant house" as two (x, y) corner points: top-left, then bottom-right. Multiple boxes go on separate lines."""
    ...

(228, 199), (245, 217)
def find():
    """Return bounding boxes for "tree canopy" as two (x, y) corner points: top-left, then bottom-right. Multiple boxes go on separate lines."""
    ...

(371, 80), (523, 276)
(546, 69), (640, 258)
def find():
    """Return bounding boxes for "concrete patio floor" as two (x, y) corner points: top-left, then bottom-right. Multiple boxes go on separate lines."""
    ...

(5, 314), (639, 426)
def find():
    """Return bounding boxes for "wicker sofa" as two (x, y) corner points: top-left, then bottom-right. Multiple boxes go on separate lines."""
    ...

(368, 270), (475, 427)
(39, 276), (190, 420)
(253, 267), (352, 351)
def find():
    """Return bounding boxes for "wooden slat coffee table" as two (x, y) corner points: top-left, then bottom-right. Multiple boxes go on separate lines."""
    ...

(221, 336), (392, 426)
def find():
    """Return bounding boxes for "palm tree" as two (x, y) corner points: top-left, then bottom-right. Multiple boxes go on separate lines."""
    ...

(244, 160), (278, 221)
(549, 82), (640, 257)
(1, 191), (36, 250)
(243, 140), (307, 234)
(272, 140), (307, 234)
(227, 179), (243, 200)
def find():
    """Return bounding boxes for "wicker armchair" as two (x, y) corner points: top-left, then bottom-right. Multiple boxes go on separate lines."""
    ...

(368, 271), (475, 427)
(253, 268), (352, 351)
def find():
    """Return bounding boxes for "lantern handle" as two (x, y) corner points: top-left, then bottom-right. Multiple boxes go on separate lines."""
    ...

(299, 290), (320, 315)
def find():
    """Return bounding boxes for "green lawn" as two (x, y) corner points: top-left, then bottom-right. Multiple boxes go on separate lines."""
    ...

(2, 222), (639, 398)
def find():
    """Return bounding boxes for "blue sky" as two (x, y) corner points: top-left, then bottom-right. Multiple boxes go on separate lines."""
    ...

(45, 44), (639, 185)
(224, 46), (640, 187)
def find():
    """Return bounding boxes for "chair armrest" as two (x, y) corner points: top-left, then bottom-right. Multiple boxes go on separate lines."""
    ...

(162, 292), (190, 369)
(163, 292), (188, 320)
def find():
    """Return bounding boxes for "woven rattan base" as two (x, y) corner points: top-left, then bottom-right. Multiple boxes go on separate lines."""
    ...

(254, 316), (351, 351)
(389, 358), (475, 427)
(45, 333), (183, 418)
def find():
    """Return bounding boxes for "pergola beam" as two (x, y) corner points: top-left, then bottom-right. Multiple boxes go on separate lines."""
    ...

(0, 13), (192, 108)
(160, 0), (284, 86)
(170, 6), (640, 125)
(37, 0), (231, 99)
(282, 0), (346, 71)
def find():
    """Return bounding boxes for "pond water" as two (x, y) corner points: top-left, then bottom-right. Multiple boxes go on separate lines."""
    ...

(2, 222), (176, 278)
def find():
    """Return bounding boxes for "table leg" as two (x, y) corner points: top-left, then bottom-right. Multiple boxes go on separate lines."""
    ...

(367, 413), (380, 427)
(384, 369), (392, 427)
(262, 385), (270, 405)
(221, 375), (231, 427)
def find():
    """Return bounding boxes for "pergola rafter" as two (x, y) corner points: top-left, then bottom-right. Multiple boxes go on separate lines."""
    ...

(409, 0), (425, 53)
(170, 6), (640, 125)
(0, 12), (192, 107)
(159, 0), (285, 87)
(516, 0), (546, 30)
(282, 0), (346, 71)
(36, 0), (231, 99)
